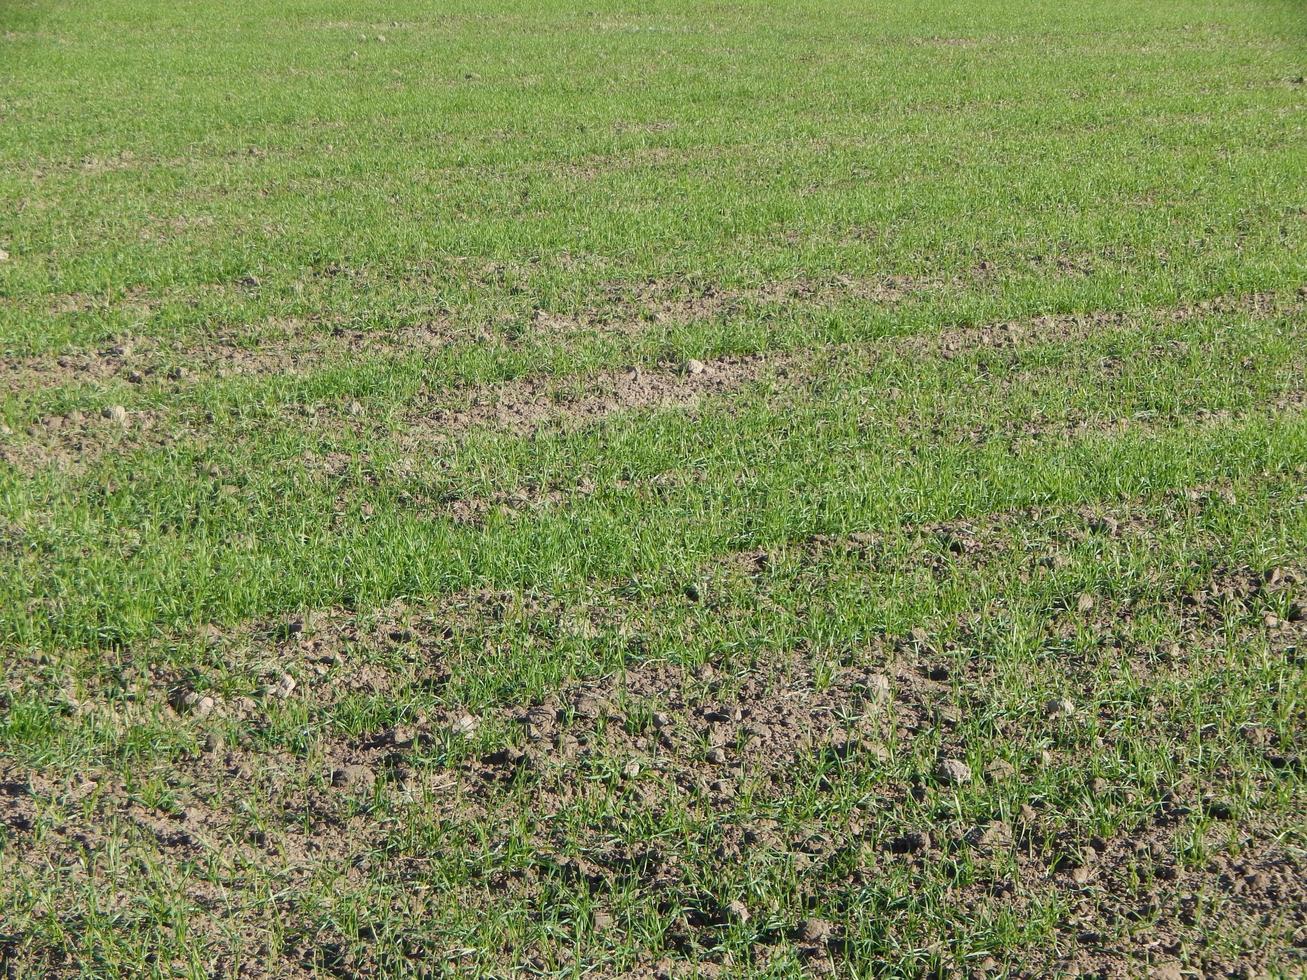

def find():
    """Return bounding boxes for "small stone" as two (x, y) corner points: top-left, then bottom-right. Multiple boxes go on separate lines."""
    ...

(265, 673), (296, 699)
(709, 779), (734, 797)
(0, 249), (9, 261)
(705, 747), (727, 765)
(651, 711), (672, 729)
(331, 764), (376, 792)
(685, 358), (707, 376)
(103, 405), (129, 427)
(592, 910), (613, 931)
(125, 370), (144, 384)
(621, 759), (641, 779)
(451, 713), (479, 736)
(171, 688), (216, 718)
(1263, 612), (1280, 628)
(346, 400), (365, 417)
(726, 899), (749, 922)
(572, 695), (603, 719)
(202, 732), (223, 753)
(1076, 593), (1095, 614)
(934, 758), (972, 786)
(861, 673), (891, 704)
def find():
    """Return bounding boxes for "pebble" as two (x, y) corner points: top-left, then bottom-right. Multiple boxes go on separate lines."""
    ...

(451, 713), (480, 736)
(103, 405), (129, 427)
(265, 673), (296, 699)
(862, 673), (891, 704)
(685, 358), (707, 375)
(171, 688), (216, 718)
(705, 747), (727, 764)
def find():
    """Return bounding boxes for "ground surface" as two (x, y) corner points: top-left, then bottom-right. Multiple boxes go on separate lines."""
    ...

(2, 0), (1306, 977)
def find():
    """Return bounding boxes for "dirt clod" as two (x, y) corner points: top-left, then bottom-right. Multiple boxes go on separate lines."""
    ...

(1044, 697), (1076, 719)
(171, 688), (216, 718)
(332, 765), (376, 792)
(451, 713), (480, 736)
(934, 758), (972, 786)
(264, 673), (296, 699)
(796, 918), (837, 945)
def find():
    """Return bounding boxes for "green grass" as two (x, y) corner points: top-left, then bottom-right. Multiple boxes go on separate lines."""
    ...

(1, 0), (1305, 977)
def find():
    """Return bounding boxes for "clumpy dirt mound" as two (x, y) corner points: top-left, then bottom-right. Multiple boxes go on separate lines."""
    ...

(407, 354), (779, 438)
